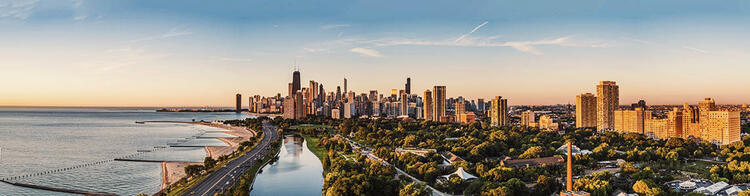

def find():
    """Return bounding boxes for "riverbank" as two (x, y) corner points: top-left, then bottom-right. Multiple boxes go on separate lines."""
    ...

(301, 135), (326, 162)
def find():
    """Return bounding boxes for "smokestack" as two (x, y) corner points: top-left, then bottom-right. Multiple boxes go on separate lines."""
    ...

(566, 141), (573, 192)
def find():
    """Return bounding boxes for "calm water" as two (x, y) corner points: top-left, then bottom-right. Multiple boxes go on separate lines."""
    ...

(0, 107), (252, 195)
(251, 135), (323, 196)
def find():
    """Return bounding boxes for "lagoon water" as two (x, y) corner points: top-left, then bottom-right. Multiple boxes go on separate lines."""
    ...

(0, 107), (251, 195)
(251, 135), (324, 196)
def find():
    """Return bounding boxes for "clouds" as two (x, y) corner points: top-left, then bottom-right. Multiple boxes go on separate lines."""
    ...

(349, 47), (382, 57)
(455, 21), (488, 42)
(126, 26), (192, 44)
(320, 24), (351, 30)
(0, 0), (39, 20)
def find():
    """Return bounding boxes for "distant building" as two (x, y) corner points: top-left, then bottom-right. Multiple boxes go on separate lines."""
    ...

(499, 156), (564, 167)
(614, 107), (650, 134)
(235, 93), (242, 113)
(292, 70), (301, 96)
(576, 93), (597, 128)
(423, 90), (433, 121)
(597, 81), (619, 131)
(405, 77), (411, 94)
(433, 86), (446, 122)
(537, 115), (558, 131)
(490, 96), (508, 126)
(521, 110), (535, 126)
(331, 108), (340, 119)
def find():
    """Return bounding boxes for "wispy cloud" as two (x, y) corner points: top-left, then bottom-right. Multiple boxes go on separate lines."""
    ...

(455, 21), (488, 42)
(349, 47), (382, 57)
(0, 0), (40, 20)
(320, 24), (351, 30)
(683, 46), (708, 53)
(370, 35), (605, 55)
(126, 26), (193, 43)
(210, 56), (253, 62)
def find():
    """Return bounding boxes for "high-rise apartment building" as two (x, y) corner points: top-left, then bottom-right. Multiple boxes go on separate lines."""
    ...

(596, 81), (619, 131)
(576, 93), (597, 128)
(477, 98), (485, 113)
(235, 93), (242, 113)
(400, 92), (409, 116)
(423, 90), (433, 121)
(432, 86), (446, 121)
(490, 96), (508, 126)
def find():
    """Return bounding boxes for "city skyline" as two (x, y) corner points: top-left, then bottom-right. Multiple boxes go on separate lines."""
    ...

(3, 0), (750, 106)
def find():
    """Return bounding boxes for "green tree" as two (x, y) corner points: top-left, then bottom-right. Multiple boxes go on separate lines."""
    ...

(204, 156), (217, 169)
(632, 180), (663, 196)
(399, 182), (431, 196)
(519, 146), (544, 159)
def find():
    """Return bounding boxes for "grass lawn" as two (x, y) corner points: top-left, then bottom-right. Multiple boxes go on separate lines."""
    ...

(301, 135), (326, 162)
(290, 124), (332, 130)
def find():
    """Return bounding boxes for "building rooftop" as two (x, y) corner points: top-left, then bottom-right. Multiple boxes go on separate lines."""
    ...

(500, 156), (564, 167)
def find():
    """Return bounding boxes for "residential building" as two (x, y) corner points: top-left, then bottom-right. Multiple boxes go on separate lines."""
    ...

(597, 81), (619, 131)
(576, 93), (597, 128)
(490, 96), (508, 126)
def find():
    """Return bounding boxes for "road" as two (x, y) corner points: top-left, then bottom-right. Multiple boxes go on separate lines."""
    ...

(183, 121), (279, 196)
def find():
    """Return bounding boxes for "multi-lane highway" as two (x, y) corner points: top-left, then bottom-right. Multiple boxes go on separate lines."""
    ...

(183, 121), (279, 196)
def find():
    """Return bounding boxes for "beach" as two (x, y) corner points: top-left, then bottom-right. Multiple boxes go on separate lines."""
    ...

(161, 122), (257, 189)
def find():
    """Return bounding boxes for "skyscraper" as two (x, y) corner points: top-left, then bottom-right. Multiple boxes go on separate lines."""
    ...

(343, 78), (347, 97)
(424, 89), (433, 121)
(477, 98), (485, 113)
(576, 93), (597, 128)
(235, 93), (242, 113)
(596, 81), (619, 131)
(490, 96), (508, 126)
(432, 86), (446, 121)
(292, 70), (301, 95)
(400, 91), (408, 116)
(336, 86), (341, 102)
(405, 77), (411, 94)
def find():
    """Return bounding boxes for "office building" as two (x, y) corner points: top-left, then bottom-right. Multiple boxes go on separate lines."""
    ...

(576, 93), (597, 128)
(597, 81), (619, 131)
(405, 77), (411, 94)
(292, 70), (301, 95)
(235, 93), (242, 113)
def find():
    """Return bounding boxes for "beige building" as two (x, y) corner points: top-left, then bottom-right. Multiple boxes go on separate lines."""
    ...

(597, 81), (619, 131)
(708, 110), (741, 145)
(521, 110), (535, 126)
(537, 115), (558, 131)
(490, 96), (508, 126)
(613, 107), (650, 134)
(639, 98), (739, 145)
(576, 93), (597, 128)
(423, 90), (433, 121)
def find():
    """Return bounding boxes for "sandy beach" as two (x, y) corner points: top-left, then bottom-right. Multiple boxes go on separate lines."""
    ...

(160, 122), (257, 189)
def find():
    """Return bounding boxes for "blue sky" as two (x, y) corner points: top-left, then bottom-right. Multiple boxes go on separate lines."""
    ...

(1, 0), (750, 106)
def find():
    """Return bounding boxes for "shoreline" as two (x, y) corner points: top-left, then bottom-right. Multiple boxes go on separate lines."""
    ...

(157, 122), (257, 191)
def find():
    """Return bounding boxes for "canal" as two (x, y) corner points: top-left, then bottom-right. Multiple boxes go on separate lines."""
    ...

(251, 134), (324, 195)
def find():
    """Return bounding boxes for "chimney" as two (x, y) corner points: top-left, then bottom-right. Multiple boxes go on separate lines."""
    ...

(566, 141), (573, 192)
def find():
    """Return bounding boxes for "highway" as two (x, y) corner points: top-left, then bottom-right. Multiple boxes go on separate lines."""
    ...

(183, 121), (279, 196)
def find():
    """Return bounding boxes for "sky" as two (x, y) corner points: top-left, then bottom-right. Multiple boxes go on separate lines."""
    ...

(1, 0), (750, 107)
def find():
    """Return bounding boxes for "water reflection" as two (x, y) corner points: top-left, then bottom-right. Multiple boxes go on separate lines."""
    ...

(251, 135), (323, 196)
